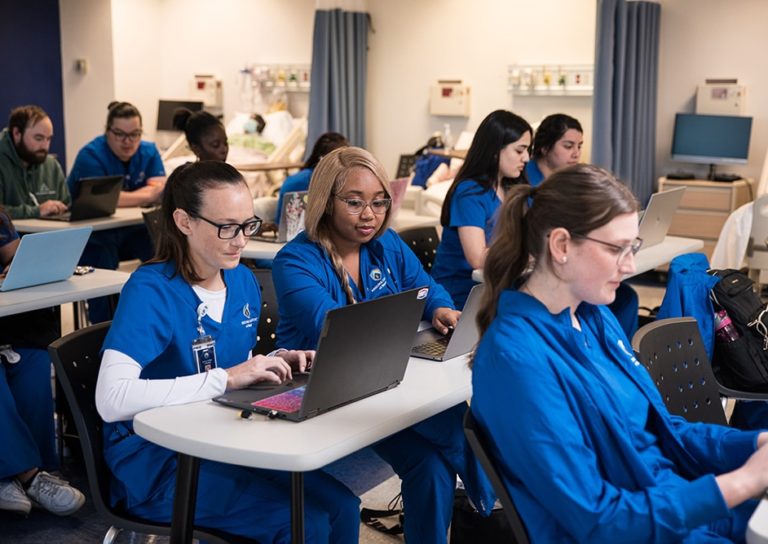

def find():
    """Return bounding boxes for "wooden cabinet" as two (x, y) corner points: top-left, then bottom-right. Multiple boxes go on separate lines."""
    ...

(657, 177), (753, 259)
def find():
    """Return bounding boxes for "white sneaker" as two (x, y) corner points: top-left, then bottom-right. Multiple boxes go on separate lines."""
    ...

(26, 471), (85, 516)
(0, 479), (32, 515)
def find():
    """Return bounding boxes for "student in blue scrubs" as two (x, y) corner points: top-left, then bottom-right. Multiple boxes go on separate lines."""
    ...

(172, 108), (229, 162)
(525, 113), (583, 187)
(95, 161), (359, 543)
(526, 113), (639, 337)
(472, 163), (768, 542)
(272, 146), (494, 544)
(431, 110), (532, 308)
(0, 209), (85, 517)
(274, 131), (348, 223)
(67, 102), (166, 323)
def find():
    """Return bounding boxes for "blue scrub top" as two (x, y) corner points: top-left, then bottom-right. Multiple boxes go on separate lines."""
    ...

(431, 179), (500, 308)
(472, 289), (761, 542)
(275, 168), (312, 222)
(525, 160), (545, 187)
(66, 135), (165, 198)
(0, 210), (19, 248)
(101, 261), (261, 508)
(272, 228), (454, 350)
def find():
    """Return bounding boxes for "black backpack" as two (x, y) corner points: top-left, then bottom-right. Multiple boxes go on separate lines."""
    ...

(708, 269), (768, 391)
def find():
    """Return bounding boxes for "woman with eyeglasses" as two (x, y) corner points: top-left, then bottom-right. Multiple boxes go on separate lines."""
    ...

(471, 163), (768, 542)
(431, 110), (533, 309)
(272, 146), (494, 544)
(94, 161), (359, 542)
(67, 101), (166, 205)
(66, 101), (168, 323)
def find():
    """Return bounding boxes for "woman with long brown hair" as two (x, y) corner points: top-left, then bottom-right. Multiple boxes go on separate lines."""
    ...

(472, 163), (768, 542)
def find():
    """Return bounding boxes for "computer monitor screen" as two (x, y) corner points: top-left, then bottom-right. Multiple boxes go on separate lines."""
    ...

(671, 113), (752, 165)
(156, 100), (204, 131)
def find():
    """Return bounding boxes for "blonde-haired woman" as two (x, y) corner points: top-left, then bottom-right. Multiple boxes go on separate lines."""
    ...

(272, 146), (494, 544)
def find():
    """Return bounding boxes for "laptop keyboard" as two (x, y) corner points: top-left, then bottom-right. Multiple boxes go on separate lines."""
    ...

(252, 385), (306, 414)
(412, 335), (450, 358)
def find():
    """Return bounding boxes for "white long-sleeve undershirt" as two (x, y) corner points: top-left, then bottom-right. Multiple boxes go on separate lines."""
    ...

(96, 284), (231, 423)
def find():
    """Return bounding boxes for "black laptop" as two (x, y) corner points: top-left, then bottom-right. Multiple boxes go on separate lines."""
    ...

(411, 284), (484, 361)
(43, 175), (123, 222)
(214, 287), (428, 422)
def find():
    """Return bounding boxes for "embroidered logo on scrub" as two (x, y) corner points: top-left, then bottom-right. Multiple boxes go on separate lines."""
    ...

(240, 302), (258, 328)
(417, 287), (429, 300)
(370, 268), (387, 292)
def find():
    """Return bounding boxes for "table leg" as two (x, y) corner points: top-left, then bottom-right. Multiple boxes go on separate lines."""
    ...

(170, 453), (200, 544)
(291, 472), (305, 544)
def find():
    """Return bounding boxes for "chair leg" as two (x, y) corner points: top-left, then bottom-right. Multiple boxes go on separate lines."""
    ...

(102, 525), (122, 544)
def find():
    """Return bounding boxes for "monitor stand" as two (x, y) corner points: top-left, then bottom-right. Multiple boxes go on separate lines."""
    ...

(708, 164), (741, 182)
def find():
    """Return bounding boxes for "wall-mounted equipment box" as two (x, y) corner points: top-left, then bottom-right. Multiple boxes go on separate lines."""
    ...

(189, 75), (223, 108)
(430, 81), (471, 117)
(696, 83), (747, 116)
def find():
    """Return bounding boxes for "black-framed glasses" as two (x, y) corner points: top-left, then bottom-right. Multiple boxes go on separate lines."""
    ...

(109, 128), (143, 142)
(571, 233), (643, 265)
(334, 195), (392, 215)
(191, 213), (263, 239)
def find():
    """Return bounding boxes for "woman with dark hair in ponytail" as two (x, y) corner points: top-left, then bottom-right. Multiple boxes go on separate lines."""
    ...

(471, 164), (768, 542)
(95, 161), (359, 542)
(272, 146), (494, 544)
(431, 109), (532, 309)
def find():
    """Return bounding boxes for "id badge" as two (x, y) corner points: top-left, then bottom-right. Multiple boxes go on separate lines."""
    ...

(192, 335), (218, 373)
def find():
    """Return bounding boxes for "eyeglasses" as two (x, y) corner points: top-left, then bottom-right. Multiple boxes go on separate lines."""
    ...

(334, 195), (392, 215)
(191, 213), (263, 239)
(109, 128), (143, 142)
(571, 233), (643, 265)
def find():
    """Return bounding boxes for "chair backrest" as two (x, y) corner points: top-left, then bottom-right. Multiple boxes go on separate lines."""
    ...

(141, 207), (163, 249)
(398, 226), (440, 273)
(47, 323), (124, 523)
(631, 317), (728, 425)
(463, 410), (530, 544)
(252, 269), (279, 355)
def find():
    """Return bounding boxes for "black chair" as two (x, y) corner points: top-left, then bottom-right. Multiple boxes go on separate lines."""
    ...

(395, 153), (418, 179)
(631, 317), (728, 425)
(141, 206), (163, 249)
(398, 226), (440, 273)
(462, 410), (530, 544)
(48, 322), (252, 544)
(252, 269), (280, 355)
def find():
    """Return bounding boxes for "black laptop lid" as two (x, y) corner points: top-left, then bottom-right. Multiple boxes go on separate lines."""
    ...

(297, 287), (428, 419)
(70, 175), (123, 221)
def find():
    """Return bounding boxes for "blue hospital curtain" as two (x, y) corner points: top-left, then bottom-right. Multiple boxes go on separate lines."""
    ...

(307, 6), (370, 150)
(592, 0), (661, 204)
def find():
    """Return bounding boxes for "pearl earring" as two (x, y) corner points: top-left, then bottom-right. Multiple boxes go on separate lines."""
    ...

(562, 256), (568, 263)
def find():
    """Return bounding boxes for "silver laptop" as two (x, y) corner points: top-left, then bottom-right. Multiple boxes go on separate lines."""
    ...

(252, 191), (307, 243)
(0, 227), (93, 291)
(638, 186), (686, 248)
(411, 284), (484, 361)
(42, 175), (123, 222)
(214, 287), (428, 422)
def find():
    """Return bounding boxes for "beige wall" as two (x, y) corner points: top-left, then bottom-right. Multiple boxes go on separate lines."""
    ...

(59, 0), (117, 171)
(366, 0), (596, 174)
(111, 0), (315, 142)
(656, 0), (768, 184)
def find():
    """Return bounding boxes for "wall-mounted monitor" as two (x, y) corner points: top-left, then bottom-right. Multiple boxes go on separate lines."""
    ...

(671, 113), (752, 166)
(156, 100), (204, 131)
